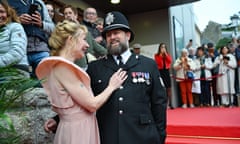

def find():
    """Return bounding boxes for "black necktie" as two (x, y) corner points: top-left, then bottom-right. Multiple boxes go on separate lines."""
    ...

(117, 55), (124, 67)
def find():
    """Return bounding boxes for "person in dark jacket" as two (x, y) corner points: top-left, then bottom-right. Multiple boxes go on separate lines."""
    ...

(82, 7), (106, 47)
(43, 11), (167, 144)
(62, 5), (107, 69)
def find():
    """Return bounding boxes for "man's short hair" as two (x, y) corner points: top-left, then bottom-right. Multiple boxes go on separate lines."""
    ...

(207, 42), (214, 48)
(132, 43), (141, 49)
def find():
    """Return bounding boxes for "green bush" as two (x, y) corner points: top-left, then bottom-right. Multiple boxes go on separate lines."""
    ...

(0, 66), (39, 144)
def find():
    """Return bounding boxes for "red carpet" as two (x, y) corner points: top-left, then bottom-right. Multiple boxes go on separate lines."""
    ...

(166, 107), (240, 144)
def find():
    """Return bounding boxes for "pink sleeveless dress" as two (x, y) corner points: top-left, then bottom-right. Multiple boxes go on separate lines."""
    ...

(36, 57), (100, 144)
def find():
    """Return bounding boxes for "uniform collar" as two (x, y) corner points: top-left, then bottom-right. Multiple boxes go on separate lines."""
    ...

(113, 49), (132, 64)
(103, 51), (139, 71)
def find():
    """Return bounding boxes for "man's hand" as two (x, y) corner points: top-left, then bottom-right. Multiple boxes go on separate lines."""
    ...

(95, 36), (103, 43)
(19, 13), (32, 25)
(31, 11), (43, 28)
(44, 118), (57, 133)
(209, 52), (214, 58)
(19, 12), (42, 28)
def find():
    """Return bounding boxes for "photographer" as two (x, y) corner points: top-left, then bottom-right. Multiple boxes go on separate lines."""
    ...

(213, 46), (237, 106)
(8, 0), (54, 79)
(173, 49), (196, 108)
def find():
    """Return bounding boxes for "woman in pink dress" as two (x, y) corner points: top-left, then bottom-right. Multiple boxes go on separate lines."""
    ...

(36, 20), (127, 144)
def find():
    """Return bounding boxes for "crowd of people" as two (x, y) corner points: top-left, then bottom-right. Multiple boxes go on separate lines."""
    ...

(1, 0), (239, 143)
(172, 41), (240, 108)
(1, 0), (107, 77)
(153, 40), (240, 109)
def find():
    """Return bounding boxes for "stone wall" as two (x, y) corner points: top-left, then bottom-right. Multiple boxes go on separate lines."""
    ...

(7, 88), (56, 144)
(201, 21), (222, 45)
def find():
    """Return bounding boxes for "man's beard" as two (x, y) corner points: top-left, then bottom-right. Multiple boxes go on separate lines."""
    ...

(107, 40), (128, 55)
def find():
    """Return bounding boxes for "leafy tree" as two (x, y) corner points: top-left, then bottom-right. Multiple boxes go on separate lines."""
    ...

(216, 37), (231, 50)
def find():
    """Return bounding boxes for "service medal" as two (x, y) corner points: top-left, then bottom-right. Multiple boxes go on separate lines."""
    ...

(145, 72), (150, 85)
(132, 72), (138, 83)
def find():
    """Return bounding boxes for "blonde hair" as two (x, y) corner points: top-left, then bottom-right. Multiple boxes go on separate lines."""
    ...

(49, 20), (88, 56)
(0, 0), (20, 24)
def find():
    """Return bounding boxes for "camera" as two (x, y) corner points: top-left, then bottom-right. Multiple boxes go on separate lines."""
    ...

(28, 4), (38, 15)
(223, 56), (230, 61)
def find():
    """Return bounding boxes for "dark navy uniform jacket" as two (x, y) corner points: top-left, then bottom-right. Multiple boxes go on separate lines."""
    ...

(87, 53), (167, 144)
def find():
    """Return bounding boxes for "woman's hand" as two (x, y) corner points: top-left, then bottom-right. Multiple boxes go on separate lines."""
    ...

(108, 68), (128, 90)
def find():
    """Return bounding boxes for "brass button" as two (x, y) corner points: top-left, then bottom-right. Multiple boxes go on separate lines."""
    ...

(119, 110), (123, 114)
(119, 97), (124, 101)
